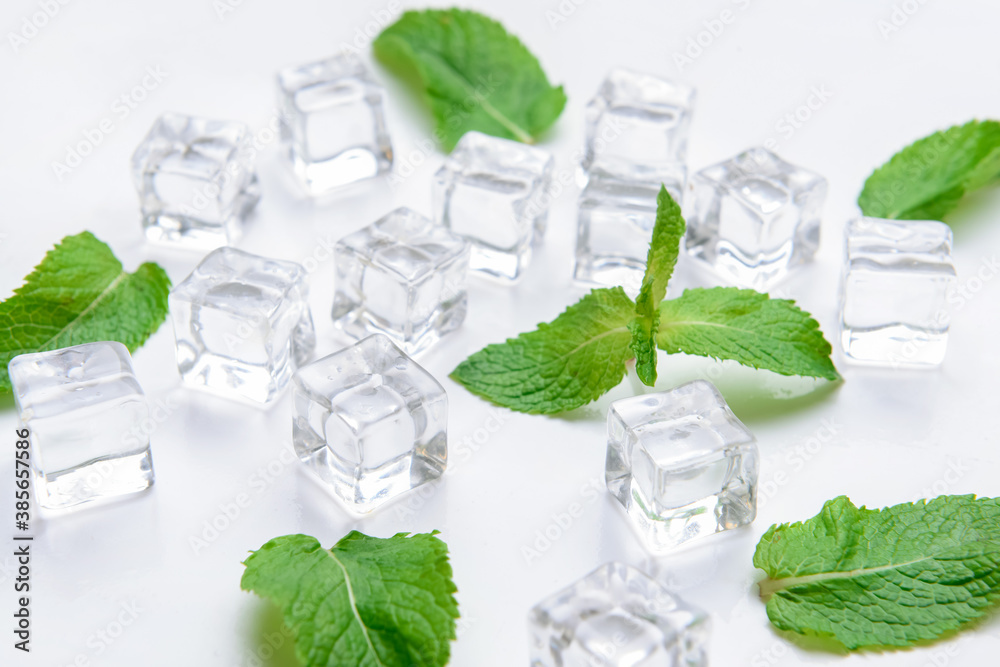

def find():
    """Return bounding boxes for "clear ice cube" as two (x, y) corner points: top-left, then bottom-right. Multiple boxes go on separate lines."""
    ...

(277, 53), (392, 193)
(131, 113), (260, 249)
(582, 69), (695, 187)
(685, 147), (827, 290)
(840, 217), (956, 366)
(7, 342), (155, 510)
(332, 207), (470, 354)
(606, 381), (758, 551)
(292, 334), (447, 513)
(529, 562), (710, 667)
(433, 131), (555, 280)
(169, 247), (316, 404)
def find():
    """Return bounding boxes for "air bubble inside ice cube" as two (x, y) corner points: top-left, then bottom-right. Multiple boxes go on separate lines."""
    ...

(529, 562), (710, 667)
(292, 334), (447, 513)
(605, 381), (758, 551)
(7, 342), (155, 510)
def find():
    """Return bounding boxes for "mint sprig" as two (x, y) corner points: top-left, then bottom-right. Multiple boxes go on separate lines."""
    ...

(858, 119), (1000, 221)
(373, 9), (567, 150)
(242, 531), (459, 667)
(755, 495), (1000, 650)
(451, 187), (839, 415)
(0, 232), (171, 393)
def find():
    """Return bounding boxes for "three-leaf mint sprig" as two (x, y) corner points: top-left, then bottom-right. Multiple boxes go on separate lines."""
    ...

(451, 186), (840, 415)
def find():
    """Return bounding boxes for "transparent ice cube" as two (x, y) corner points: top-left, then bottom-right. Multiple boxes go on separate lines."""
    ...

(433, 131), (555, 280)
(685, 147), (827, 290)
(606, 381), (758, 551)
(278, 53), (392, 193)
(131, 113), (260, 249)
(529, 562), (710, 667)
(7, 342), (155, 510)
(582, 69), (695, 186)
(292, 334), (447, 513)
(332, 207), (470, 355)
(169, 247), (316, 404)
(839, 217), (956, 366)
(574, 178), (673, 293)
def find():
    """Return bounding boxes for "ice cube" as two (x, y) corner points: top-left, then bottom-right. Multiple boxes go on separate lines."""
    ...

(582, 69), (695, 187)
(606, 381), (758, 551)
(131, 113), (260, 249)
(685, 147), (827, 290)
(277, 53), (392, 193)
(433, 131), (555, 280)
(839, 217), (956, 366)
(529, 562), (710, 667)
(7, 342), (155, 510)
(332, 207), (469, 354)
(169, 247), (315, 404)
(292, 334), (447, 513)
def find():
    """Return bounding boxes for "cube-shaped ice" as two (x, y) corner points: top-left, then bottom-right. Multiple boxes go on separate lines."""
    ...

(840, 217), (956, 366)
(606, 381), (758, 551)
(131, 113), (260, 249)
(169, 247), (316, 404)
(529, 562), (710, 667)
(332, 208), (470, 355)
(574, 178), (667, 293)
(292, 334), (447, 513)
(433, 131), (555, 280)
(685, 147), (827, 290)
(7, 342), (155, 510)
(278, 53), (392, 193)
(582, 68), (695, 189)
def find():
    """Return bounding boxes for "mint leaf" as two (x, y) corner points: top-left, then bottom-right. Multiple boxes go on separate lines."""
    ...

(657, 287), (840, 381)
(450, 287), (635, 414)
(0, 232), (171, 393)
(629, 185), (684, 387)
(858, 119), (1000, 221)
(242, 531), (459, 667)
(373, 8), (567, 150)
(755, 495), (1000, 650)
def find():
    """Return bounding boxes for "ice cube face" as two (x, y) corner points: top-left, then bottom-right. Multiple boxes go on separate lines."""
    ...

(332, 208), (470, 355)
(582, 69), (695, 187)
(7, 342), (155, 510)
(292, 334), (447, 513)
(840, 217), (956, 366)
(169, 247), (316, 404)
(685, 147), (827, 290)
(131, 113), (260, 249)
(433, 132), (555, 281)
(606, 381), (758, 551)
(529, 562), (710, 667)
(278, 54), (392, 193)
(575, 179), (671, 293)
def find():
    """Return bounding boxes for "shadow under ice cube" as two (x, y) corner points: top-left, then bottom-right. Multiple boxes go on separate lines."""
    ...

(292, 334), (447, 514)
(606, 381), (758, 551)
(529, 562), (709, 667)
(7, 342), (155, 510)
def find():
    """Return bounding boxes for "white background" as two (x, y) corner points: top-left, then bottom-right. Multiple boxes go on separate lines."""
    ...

(2, 0), (1000, 665)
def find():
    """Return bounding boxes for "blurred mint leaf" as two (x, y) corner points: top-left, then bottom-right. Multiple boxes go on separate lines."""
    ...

(858, 119), (1000, 221)
(755, 495), (1000, 650)
(0, 231), (170, 393)
(242, 531), (459, 667)
(373, 8), (566, 150)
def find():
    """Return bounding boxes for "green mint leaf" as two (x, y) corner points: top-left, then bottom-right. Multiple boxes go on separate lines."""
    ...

(451, 287), (635, 414)
(656, 287), (840, 381)
(754, 495), (1000, 650)
(0, 232), (171, 393)
(629, 185), (684, 387)
(241, 531), (459, 667)
(373, 8), (567, 150)
(858, 119), (1000, 221)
